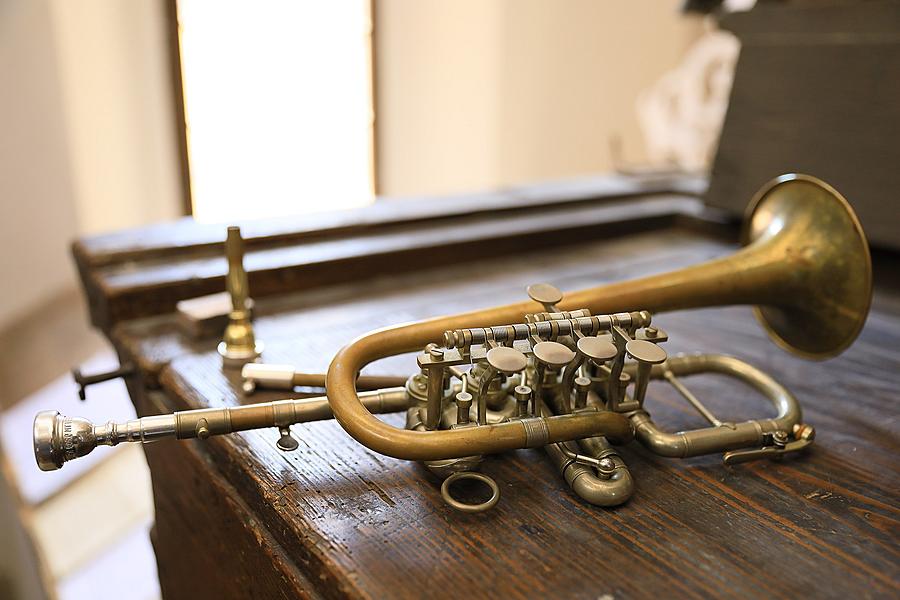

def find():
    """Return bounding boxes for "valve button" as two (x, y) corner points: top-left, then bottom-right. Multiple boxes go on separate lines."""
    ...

(527, 283), (563, 308)
(486, 346), (527, 374)
(533, 341), (576, 368)
(577, 336), (618, 362)
(625, 339), (667, 365)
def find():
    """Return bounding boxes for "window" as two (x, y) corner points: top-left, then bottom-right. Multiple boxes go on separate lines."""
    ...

(176, 1), (375, 223)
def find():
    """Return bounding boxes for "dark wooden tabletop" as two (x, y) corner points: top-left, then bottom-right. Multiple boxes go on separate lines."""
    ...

(112, 225), (900, 599)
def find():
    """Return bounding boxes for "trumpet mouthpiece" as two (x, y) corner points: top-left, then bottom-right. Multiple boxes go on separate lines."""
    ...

(33, 410), (97, 471)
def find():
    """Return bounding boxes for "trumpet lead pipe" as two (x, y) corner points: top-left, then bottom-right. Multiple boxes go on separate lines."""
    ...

(34, 387), (409, 471)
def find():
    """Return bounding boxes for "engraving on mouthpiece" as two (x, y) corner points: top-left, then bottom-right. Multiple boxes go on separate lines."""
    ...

(63, 418), (75, 458)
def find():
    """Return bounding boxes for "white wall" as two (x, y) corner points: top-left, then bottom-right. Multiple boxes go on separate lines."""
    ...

(0, 0), (182, 329)
(375, 0), (703, 196)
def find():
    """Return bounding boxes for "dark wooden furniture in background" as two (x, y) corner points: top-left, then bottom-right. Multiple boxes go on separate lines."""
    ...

(71, 175), (900, 599)
(708, 1), (900, 250)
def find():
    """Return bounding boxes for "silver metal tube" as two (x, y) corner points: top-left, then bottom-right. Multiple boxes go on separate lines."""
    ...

(241, 362), (409, 395)
(424, 368), (444, 430)
(560, 354), (585, 412)
(242, 363), (296, 390)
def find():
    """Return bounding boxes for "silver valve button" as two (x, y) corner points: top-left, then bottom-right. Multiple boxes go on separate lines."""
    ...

(625, 339), (667, 407)
(527, 283), (563, 312)
(577, 336), (618, 364)
(474, 347), (528, 426)
(533, 341), (576, 369)
(486, 346), (528, 374)
(625, 339), (667, 365)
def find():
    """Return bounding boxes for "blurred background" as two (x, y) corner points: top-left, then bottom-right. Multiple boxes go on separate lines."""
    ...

(1, 0), (862, 598)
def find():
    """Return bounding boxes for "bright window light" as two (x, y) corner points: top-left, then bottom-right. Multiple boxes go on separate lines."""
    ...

(177, 1), (375, 223)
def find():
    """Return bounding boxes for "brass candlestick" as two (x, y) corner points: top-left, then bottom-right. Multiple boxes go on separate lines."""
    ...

(217, 226), (263, 368)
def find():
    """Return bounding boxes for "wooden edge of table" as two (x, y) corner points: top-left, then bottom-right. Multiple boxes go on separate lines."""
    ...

(73, 175), (708, 267)
(75, 179), (733, 332)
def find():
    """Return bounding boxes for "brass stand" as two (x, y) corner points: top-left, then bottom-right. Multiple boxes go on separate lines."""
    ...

(218, 226), (263, 369)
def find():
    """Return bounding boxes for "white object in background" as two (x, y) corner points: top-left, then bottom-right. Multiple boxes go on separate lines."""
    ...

(57, 520), (159, 600)
(636, 27), (741, 172)
(1, 350), (157, 597)
(31, 444), (154, 581)
(0, 351), (131, 505)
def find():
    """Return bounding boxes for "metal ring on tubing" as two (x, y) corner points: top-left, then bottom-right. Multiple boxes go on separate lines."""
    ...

(441, 472), (501, 513)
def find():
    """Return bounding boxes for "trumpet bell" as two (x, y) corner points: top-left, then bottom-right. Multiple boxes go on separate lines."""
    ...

(743, 173), (872, 359)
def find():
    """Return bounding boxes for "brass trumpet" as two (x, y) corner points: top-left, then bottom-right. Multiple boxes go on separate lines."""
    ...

(34, 174), (871, 512)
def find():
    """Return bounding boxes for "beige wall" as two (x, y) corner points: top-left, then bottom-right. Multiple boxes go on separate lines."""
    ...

(375, 0), (703, 196)
(0, 0), (82, 329)
(0, 1), (701, 327)
(0, 0), (182, 329)
(50, 0), (183, 236)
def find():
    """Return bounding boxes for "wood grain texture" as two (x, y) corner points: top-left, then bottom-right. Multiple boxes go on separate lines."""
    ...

(73, 175), (711, 332)
(143, 395), (320, 600)
(76, 175), (705, 267)
(89, 195), (692, 327)
(110, 228), (900, 599)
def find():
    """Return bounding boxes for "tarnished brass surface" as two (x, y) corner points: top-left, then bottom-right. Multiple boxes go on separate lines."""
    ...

(33, 388), (411, 471)
(742, 174), (872, 359)
(325, 174), (870, 463)
(32, 173), (872, 512)
(218, 226), (263, 367)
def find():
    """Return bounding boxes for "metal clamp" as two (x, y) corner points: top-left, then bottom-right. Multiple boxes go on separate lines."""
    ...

(723, 424), (816, 465)
(72, 363), (135, 401)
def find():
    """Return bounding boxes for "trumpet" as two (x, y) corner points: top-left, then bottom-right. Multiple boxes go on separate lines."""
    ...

(33, 174), (871, 512)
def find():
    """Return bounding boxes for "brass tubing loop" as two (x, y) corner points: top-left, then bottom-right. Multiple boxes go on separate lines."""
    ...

(33, 174), (872, 512)
(325, 174), (871, 462)
(623, 353), (801, 458)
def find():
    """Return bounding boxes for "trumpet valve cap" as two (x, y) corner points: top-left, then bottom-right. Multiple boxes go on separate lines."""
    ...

(625, 339), (667, 365)
(533, 341), (576, 369)
(577, 336), (618, 363)
(527, 283), (563, 309)
(486, 347), (527, 374)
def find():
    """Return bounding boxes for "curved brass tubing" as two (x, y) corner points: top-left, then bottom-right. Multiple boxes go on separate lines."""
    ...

(325, 174), (871, 463)
(625, 354), (801, 458)
(542, 385), (634, 506)
(546, 440), (634, 507)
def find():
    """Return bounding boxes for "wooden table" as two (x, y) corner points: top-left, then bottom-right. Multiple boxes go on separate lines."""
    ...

(74, 178), (900, 599)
